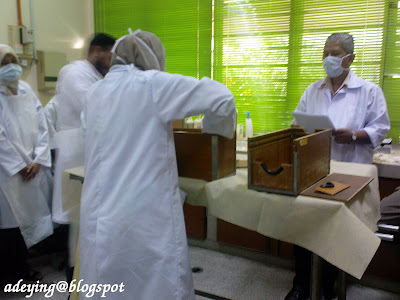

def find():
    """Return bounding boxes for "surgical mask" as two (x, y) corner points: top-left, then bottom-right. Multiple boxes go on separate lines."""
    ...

(0, 63), (23, 82)
(323, 54), (350, 78)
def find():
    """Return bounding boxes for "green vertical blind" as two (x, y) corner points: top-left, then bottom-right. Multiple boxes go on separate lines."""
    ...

(382, 0), (400, 142)
(213, 0), (291, 133)
(94, 0), (212, 78)
(213, 0), (388, 134)
(289, 0), (386, 110)
(95, 0), (399, 139)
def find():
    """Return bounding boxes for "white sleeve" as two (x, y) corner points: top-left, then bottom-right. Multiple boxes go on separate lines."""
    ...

(291, 88), (309, 125)
(56, 65), (95, 118)
(33, 95), (51, 167)
(44, 97), (57, 149)
(363, 85), (390, 148)
(295, 88), (308, 113)
(151, 72), (237, 139)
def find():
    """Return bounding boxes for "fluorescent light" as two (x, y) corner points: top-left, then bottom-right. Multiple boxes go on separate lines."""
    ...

(73, 39), (84, 49)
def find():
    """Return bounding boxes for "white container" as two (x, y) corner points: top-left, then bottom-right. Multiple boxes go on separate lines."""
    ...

(245, 112), (253, 139)
(194, 115), (202, 129)
(186, 116), (194, 128)
(236, 124), (244, 139)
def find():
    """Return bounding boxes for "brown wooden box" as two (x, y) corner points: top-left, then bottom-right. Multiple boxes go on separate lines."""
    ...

(173, 128), (236, 181)
(183, 203), (207, 240)
(248, 128), (331, 195)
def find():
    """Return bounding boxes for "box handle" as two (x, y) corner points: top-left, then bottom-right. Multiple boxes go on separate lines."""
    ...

(260, 162), (284, 176)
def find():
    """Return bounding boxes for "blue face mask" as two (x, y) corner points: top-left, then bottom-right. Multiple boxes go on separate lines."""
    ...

(0, 63), (23, 82)
(323, 54), (350, 78)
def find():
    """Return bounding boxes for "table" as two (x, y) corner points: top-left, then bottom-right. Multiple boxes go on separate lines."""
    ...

(204, 161), (380, 280)
(64, 160), (381, 299)
(373, 144), (400, 199)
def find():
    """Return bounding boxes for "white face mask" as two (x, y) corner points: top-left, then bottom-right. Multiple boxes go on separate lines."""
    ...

(323, 54), (350, 78)
(0, 63), (23, 82)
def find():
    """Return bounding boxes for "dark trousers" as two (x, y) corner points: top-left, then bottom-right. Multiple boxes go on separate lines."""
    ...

(0, 228), (29, 283)
(379, 186), (400, 225)
(293, 245), (338, 292)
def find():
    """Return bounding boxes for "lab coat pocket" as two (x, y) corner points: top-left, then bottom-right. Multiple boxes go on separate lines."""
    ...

(330, 94), (358, 130)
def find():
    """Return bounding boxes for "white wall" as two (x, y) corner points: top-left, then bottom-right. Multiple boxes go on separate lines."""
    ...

(0, 0), (94, 104)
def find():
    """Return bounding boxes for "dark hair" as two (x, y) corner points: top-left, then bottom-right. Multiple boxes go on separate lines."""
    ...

(90, 33), (116, 50)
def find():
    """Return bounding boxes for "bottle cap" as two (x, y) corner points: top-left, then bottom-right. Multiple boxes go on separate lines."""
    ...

(246, 112), (251, 119)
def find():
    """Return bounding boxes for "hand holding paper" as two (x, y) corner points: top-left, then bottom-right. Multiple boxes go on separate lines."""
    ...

(332, 128), (353, 144)
(291, 111), (335, 133)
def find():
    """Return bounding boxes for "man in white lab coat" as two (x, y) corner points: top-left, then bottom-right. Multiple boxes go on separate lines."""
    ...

(286, 33), (390, 300)
(0, 44), (53, 284)
(45, 33), (115, 283)
(294, 33), (390, 165)
(48, 33), (116, 222)
(79, 30), (236, 300)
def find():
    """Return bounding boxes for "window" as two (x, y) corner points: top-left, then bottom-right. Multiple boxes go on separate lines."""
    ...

(382, 0), (400, 142)
(94, 0), (212, 78)
(213, 0), (388, 134)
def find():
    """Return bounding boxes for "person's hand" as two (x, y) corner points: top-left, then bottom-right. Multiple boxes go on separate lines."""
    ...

(332, 128), (352, 144)
(18, 166), (29, 181)
(24, 163), (41, 181)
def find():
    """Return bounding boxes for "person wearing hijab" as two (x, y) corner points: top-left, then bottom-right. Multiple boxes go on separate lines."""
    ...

(44, 33), (115, 284)
(0, 44), (53, 284)
(79, 29), (236, 300)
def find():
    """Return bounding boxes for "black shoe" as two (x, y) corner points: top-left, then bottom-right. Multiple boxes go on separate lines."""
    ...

(285, 286), (310, 300)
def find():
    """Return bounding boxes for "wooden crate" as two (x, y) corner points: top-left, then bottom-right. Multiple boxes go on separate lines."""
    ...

(173, 128), (236, 181)
(248, 128), (331, 195)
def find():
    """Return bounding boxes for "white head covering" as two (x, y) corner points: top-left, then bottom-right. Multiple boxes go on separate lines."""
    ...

(0, 44), (20, 95)
(111, 29), (166, 71)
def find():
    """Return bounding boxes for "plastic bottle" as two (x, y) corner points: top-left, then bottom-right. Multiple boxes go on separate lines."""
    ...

(236, 124), (244, 139)
(194, 115), (202, 129)
(245, 112), (253, 139)
(186, 116), (194, 128)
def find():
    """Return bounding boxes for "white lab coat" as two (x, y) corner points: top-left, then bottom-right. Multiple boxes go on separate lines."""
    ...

(0, 81), (53, 248)
(52, 60), (103, 131)
(49, 60), (102, 224)
(80, 64), (236, 300)
(43, 97), (57, 150)
(295, 70), (390, 164)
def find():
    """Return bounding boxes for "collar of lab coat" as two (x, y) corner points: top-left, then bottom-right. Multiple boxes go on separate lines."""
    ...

(109, 64), (141, 73)
(318, 69), (365, 90)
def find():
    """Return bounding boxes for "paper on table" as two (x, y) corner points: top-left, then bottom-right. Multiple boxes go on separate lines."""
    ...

(292, 111), (335, 133)
(315, 181), (350, 195)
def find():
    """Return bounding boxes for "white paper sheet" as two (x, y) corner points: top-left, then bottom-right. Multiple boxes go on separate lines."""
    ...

(292, 111), (335, 133)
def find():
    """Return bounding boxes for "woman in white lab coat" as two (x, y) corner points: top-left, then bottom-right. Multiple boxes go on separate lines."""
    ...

(0, 45), (53, 284)
(80, 30), (236, 300)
